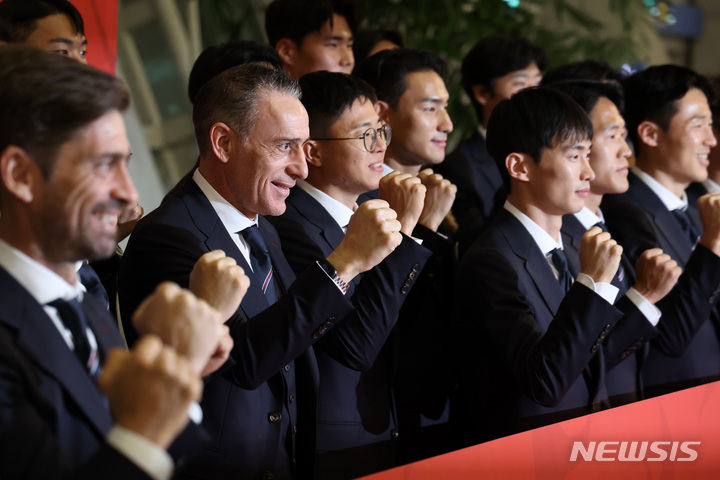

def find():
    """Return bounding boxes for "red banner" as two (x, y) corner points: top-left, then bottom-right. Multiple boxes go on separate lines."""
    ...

(72, 0), (118, 74)
(361, 382), (720, 479)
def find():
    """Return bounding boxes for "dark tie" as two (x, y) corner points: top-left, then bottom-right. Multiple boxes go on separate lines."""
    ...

(672, 207), (700, 247)
(550, 248), (574, 293)
(48, 297), (99, 375)
(241, 225), (279, 304)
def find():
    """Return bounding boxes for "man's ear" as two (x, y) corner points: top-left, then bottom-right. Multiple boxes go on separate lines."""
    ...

(637, 121), (660, 148)
(0, 146), (40, 203)
(506, 152), (530, 183)
(376, 100), (392, 123)
(209, 122), (235, 164)
(472, 84), (493, 106)
(275, 38), (298, 67)
(303, 140), (322, 167)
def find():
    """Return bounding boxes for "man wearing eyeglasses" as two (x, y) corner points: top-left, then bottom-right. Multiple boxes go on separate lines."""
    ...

(268, 71), (431, 480)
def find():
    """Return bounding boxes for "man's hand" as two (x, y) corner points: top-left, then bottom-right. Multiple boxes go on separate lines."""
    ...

(578, 226), (623, 284)
(116, 203), (143, 243)
(326, 199), (402, 283)
(132, 282), (228, 376)
(189, 250), (250, 321)
(378, 171), (426, 236)
(99, 336), (202, 449)
(699, 192), (720, 256)
(633, 248), (682, 304)
(417, 168), (457, 232)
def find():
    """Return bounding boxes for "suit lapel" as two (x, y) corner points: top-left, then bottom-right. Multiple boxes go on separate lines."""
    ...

(0, 268), (113, 437)
(496, 210), (564, 319)
(179, 181), (273, 317)
(288, 188), (346, 251)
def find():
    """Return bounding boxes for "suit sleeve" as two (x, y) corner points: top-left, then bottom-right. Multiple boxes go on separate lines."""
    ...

(119, 219), (356, 390)
(270, 214), (432, 371)
(454, 249), (623, 408)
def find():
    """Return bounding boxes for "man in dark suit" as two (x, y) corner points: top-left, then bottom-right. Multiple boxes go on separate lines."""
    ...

(454, 87), (657, 446)
(268, 71), (430, 478)
(436, 35), (546, 257)
(0, 45), (237, 479)
(602, 65), (720, 396)
(119, 63), (406, 480)
(549, 80), (720, 407)
(354, 48), (459, 462)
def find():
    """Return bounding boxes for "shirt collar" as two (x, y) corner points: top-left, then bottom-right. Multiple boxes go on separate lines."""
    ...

(381, 163), (394, 177)
(504, 200), (564, 255)
(296, 180), (355, 230)
(193, 169), (257, 233)
(703, 177), (720, 193)
(632, 166), (687, 211)
(573, 206), (605, 231)
(0, 239), (83, 305)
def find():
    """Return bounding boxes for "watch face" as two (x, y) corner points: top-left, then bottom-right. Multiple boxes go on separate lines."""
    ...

(325, 261), (337, 277)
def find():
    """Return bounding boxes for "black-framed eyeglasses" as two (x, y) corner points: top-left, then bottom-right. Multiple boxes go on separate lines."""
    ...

(312, 124), (391, 152)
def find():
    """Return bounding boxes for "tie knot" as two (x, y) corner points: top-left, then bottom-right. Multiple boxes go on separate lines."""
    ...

(241, 225), (269, 256)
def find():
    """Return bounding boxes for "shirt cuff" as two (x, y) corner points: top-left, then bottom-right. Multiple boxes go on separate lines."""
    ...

(106, 426), (174, 480)
(625, 287), (662, 326)
(576, 273), (619, 305)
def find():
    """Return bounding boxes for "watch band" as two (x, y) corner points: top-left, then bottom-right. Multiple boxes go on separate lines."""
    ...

(316, 260), (350, 294)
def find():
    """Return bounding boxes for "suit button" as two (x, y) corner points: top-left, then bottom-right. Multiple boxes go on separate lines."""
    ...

(327, 316), (335, 323)
(603, 324), (612, 333)
(268, 412), (282, 423)
(323, 321), (333, 329)
(293, 425), (297, 434)
(408, 271), (416, 279)
(284, 364), (291, 372)
(262, 472), (274, 480)
(312, 331), (321, 339)
(412, 264), (419, 272)
(404, 279), (412, 287)
(289, 394), (294, 403)
(391, 429), (399, 439)
(590, 344), (599, 353)
(401, 286), (409, 294)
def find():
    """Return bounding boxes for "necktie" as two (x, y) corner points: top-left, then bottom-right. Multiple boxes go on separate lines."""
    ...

(241, 225), (279, 303)
(550, 248), (574, 293)
(48, 297), (99, 376)
(672, 207), (700, 247)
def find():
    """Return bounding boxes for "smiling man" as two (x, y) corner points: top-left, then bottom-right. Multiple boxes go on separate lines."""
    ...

(602, 65), (720, 397)
(453, 87), (647, 446)
(265, 0), (360, 78)
(436, 35), (546, 256)
(0, 0), (87, 63)
(269, 71), (430, 479)
(119, 63), (408, 480)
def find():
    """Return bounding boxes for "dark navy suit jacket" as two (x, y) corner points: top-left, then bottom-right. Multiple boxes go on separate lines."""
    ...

(435, 131), (506, 257)
(269, 186), (430, 479)
(0, 267), (153, 480)
(454, 209), (630, 444)
(119, 180), (392, 480)
(603, 171), (720, 395)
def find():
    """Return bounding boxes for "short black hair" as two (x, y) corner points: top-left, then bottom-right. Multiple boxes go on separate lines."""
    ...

(540, 59), (625, 87)
(300, 71), (377, 138)
(188, 40), (282, 104)
(623, 64), (715, 148)
(486, 87), (593, 193)
(461, 35), (547, 123)
(352, 28), (404, 64)
(353, 47), (448, 109)
(265, 0), (362, 49)
(0, 45), (130, 178)
(0, 0), (84, 43)
(544, 79), (624, 117)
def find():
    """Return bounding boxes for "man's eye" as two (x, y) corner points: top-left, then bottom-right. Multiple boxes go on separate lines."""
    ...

(54, 50), (69, 56)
